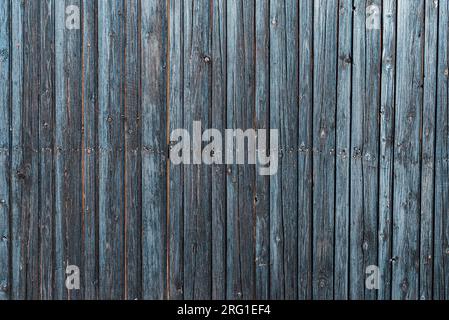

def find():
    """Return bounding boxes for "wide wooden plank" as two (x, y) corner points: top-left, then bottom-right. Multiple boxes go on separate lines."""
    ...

(378, 0), (396, 300)
(19, 0), (41, 300)
(39, 0), (54, 300)
(434, 0), (449, 300)
(297, 0), (313, 300)
(392, 0), (424, 300)
(226, 0), (255, 300)
(55, 0), (83, 300)
(0, 0), (10, 301)
(141, 0), (167, 300)
(81, 0), (99, 300)
(255, 0), (270, 300)
(334, 0), (352, 300)
(419, 0), (438, 300)
(183, 0), (211, 300)
(312, 0), (337, 300)
(98, 0), (125, 299)
(350, 0), (381, 300)
(269, 0), (299, 300)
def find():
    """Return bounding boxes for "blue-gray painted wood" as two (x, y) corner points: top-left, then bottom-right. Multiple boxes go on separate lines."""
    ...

(0, 0), (448, 300)
(0, 0), (10, 301)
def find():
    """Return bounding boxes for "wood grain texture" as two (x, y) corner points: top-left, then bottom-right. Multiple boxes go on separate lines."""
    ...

(1, 0), (448, 301)
(392, 0), (424, 300)
(312, 0), (337, 300)
(141, 0), (167, 300)
(0, 0), (10, 301)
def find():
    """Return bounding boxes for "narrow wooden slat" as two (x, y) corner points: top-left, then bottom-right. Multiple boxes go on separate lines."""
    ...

(269, 0), (299, 300)
(55, 0), (83, 300)
(10, 0), (25, 300)
(378, 0), (396, 300)
(21, 0), (40, 299)
(419, 0), (438, 300)
(392, 0), (424, 300)
(434, 0), (449, 300)
(124, 0), (141, 300)
(81, 0), (99, 300)
(0, 0), (10, 301)
(334, 0), (352, 300)
(211, 0), (227, 300)
(255, 0), (270, 300)
(168, 0), (183, 300)
(183, 0), (211, 299)
(312, 0), (337, 300)
(39, 0), (54, 300)
(141, 0), (167, 300)
(297, 0), (313, 300)
(98, 0), (125, 299)
(350, 0), (381, 300)
(226, 0), (255, 300)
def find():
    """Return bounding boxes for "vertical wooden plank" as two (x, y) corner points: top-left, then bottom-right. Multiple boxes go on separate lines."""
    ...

(98, 0), (125, 299)
(378, 0), (396, 301)
(350, 0), (381, 300)
(0, 0), (10, 301)
(255, 0), (269, 300)
(55, 0), (83, 300)
(168, 0), (183, 300)
(269, 0), (298, 300)
(21, 0), (40, 300)
(10, 0), (25, 300)
(211, 0), (227, 300)
(141, 0), (167, 300)
(124, 0), (141, 300)
(419, 0), (438, 300)
(312, 0), (337, 300)
(297, 0), (313, 300)
(81, 0), (99, 300)
(334, 0), (352, 300)
(392, 0), (424, 300)
(183, 0), (211, 300)
(226, 0), (256, 300)
(39, 0), (54, 300)
(434, 0), (449, 301)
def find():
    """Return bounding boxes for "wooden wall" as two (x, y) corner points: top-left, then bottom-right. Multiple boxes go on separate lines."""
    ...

(0, 0), (448, 300)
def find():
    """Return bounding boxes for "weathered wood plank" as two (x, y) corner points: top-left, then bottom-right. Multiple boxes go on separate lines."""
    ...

(312, 0), (337, 300)
(297, 0), (313, 300)
(392, 0), (424, 300)
(0, 0), (10, 301)
(81, 0), (99, 300)
(434, 0), (449, 300)
(98, 0), (125, 299)
(10, 0), (25, 300)
(141, 0), (167, 300)
(350, 0), (381, 300)
(39, 0), (54, 300)
(334, 0), (352, 300)
(255, 0), (270, 300)
(226, 0), (255, 300)
(21, 0), (41, 299)
(378, 0), (396, 300)
(419, 0), (438, 300)
(183, 0), (211, 300)
(55, 0), (83, 300)
(124, 0), (141, 300)
(269, 0), (299, 300)
(168, 0), (183, 301)
(211, 0), (227, 300)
